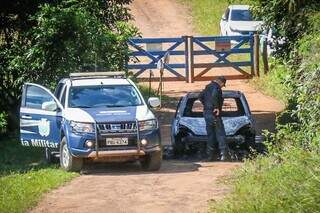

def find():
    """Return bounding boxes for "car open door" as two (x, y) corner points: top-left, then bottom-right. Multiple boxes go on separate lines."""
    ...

(20, 83), (63, 148)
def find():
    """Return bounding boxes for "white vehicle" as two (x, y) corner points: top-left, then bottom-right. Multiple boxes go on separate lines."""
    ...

(220, 5), (263, 36)
(20, 72), (162, 172)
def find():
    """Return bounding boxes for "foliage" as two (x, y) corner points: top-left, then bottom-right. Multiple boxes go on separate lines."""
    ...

(212, 147), (320, 212)
(0, 112), (7, 133)
(210, 5), (320, 212)
(0, 138), (78, 213)
(248, 0), (320, 59)
(250, 60), (292, 104)
(0, 0), (137, 131)
(275, 33), (320, 149)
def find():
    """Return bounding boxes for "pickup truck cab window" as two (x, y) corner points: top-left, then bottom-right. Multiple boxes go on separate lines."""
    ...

(69, 85), (143, 108)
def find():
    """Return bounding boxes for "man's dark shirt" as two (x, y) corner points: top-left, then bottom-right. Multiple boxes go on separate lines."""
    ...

(199, 81), (223, 112)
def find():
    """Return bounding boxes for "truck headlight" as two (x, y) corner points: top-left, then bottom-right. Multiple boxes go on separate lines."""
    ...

(139, 119), (157, 131)
(70, 121), (95, 133)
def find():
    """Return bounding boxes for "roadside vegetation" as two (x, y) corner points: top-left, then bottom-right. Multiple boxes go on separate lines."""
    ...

(0, 138), (78, 213)
(178, 0), (249, 35)
(0, 0), (136, 212)
(178, 0), (320, 211)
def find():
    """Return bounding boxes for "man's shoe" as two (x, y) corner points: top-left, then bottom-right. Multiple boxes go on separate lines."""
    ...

(219, 150), (227, 161)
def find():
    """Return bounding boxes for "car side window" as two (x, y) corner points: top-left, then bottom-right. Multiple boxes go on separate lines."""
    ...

(54, 83), (64, 98)
(60, 86), (67, 108)
(25, 85), (55, 110)
(225, 8), (230, 20)
(175, 97), (183, 118)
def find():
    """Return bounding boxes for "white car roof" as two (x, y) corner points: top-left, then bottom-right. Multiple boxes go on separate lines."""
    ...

(229, 5), (249, 10)
(70, 78), (131, 86)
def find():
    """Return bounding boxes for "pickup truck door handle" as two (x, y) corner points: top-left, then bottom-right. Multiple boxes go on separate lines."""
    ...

(21, 115), (32, 119)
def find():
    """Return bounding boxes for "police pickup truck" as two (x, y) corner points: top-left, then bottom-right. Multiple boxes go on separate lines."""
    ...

(20, 72), (162, 172)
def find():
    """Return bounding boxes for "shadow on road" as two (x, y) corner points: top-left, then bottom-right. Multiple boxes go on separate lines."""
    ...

(81, 160), (202, 175)
(251, 110), (277, 134)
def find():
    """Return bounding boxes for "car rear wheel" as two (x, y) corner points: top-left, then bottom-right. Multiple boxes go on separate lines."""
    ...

(60, 137), (83, 172)
(140, 150), (162, 171)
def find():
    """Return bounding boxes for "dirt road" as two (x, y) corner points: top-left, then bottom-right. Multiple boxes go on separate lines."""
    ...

(31, 1), (284, 213)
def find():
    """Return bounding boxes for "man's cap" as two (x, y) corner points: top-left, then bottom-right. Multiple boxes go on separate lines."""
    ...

(216, 76), (226, 84)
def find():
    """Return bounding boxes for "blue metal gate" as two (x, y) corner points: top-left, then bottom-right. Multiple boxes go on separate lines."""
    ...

(127, 37), (189, 82)
(190, 35), (254, 82)
(127, 35), (255, 83)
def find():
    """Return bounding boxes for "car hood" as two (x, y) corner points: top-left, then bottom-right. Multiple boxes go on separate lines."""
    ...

(63, 105), (155, 123)
(229, 21), (263, 32)
(179, 116), (251, 136)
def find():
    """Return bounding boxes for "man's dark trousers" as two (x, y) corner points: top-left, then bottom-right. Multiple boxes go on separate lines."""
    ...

(204, 110), (226, 158)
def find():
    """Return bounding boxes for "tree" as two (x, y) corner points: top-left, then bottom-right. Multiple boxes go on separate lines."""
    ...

(0, 0), (137, 132)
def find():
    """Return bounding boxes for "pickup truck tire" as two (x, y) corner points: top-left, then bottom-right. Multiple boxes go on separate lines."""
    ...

(140, 150), (162, 171)
(60, 137), (83, 172)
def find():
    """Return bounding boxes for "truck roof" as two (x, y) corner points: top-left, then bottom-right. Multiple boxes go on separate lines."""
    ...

(70, 78), (131, 86)
(228, 5), (249, 10)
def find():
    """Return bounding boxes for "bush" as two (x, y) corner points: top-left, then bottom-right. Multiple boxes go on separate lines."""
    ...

(0, 0), (137, 131)
(0, 112), (7, 133)
(212, 147), (320, 212)
(248, 0), (320, 59)
(250, 59), (292, 104)
(211, 4), (320, 212)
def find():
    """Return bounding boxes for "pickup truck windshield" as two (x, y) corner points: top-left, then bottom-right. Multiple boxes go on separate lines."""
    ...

(230, 9), (252, 21)
(69, 85), (143, 108)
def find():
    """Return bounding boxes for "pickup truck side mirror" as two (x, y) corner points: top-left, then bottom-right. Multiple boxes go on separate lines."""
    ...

(148, 97), (160, 108)
(42, 101), (58, 112)
(221, 14), (227, 21)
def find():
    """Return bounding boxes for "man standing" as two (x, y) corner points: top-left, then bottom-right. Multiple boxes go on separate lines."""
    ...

(199, 76), (227, 161)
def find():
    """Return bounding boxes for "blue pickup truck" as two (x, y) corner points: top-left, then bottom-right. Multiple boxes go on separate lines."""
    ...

(20, 72), (162, 172)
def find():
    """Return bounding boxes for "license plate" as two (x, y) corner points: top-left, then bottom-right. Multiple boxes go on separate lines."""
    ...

(106, 138), (128, 146)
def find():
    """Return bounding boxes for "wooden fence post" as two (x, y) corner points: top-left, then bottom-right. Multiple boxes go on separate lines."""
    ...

(190, 36), (195, 83)
(262, 37), (269, 74)
(254, 34), (260, 77)
(183, 36), (190, 83)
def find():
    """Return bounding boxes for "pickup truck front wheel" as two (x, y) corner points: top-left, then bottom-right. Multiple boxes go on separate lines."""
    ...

(140, 150), (162, 171)
(60, 137), (83, 172)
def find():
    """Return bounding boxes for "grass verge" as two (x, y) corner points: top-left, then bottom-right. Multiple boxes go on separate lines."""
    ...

(210, 147), (320, 212)
(0, 138), (78, 213)
(178, 0), (250, 35)
(250, 61), (291, 104)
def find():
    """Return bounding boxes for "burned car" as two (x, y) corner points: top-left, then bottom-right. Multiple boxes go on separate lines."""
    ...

(171, 91), (265, 160)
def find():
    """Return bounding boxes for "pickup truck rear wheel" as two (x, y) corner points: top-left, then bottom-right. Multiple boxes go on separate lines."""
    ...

(140, 150), (162, 171)
(60, 137), (83, 172)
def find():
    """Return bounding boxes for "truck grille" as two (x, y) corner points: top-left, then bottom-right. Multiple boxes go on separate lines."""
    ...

(97, 122), (137, 134)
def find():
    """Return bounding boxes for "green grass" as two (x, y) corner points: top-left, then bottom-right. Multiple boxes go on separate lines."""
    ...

(178, 0), (250, 35)
(250, 60), (291, 104)
(210, 147), (320, 212)
(0, 138), (78, 213)
(138, 83), (176, 102)
(178, 0), (253, 71)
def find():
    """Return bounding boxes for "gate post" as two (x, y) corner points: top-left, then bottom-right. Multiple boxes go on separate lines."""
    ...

(190, 36), (195, 83)
(254, 34), (260, 77)
(262, 37), (269, 74)
(250, 34), (254, 76)
(183, 36), (189, 83)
